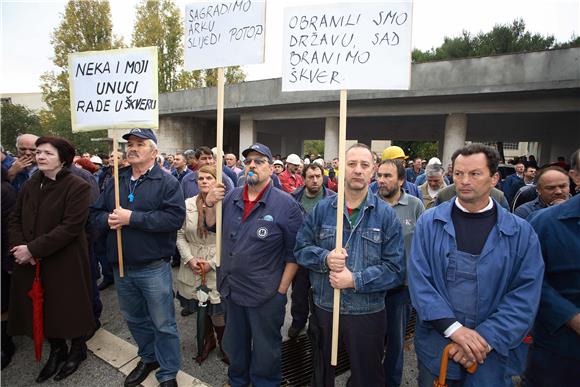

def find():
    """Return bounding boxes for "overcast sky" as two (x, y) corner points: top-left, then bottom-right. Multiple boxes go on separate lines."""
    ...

(1, 0), (578, 93)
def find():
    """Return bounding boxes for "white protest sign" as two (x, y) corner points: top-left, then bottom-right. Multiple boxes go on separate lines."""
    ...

(184, 0), (266, 70)
(68, 47), (158, 132)
(282, 1), (413, 91)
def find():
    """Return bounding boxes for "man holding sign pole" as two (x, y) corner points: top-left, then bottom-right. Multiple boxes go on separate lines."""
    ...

(295, 143), (405, 387)
(92, 129), (185, 387)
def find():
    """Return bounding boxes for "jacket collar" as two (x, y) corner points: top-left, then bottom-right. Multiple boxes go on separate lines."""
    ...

(556, 194), (580, 221)
(119, 163), (163, 180)
(434, 197), (518, 237)
(330, 189), (377, 212)
(233, 181), (274, 209)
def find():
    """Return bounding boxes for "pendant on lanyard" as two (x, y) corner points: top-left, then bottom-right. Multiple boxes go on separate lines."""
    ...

(128, 179), (138, 203)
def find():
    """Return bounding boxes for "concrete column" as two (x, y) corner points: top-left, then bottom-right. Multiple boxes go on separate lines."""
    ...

(442, 113), (467, 168)
(324, 117), (339, 160)
(239, 117), (257, 158)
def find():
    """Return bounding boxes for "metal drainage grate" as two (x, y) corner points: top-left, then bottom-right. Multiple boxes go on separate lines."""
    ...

(281, 333), (350, 386)
(281, 308), (417, 386)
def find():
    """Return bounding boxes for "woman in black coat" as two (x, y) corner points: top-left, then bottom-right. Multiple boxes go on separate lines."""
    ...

(9, 136), (95, 383)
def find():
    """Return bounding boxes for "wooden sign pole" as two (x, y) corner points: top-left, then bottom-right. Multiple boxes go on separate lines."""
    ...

(331, 89), (347, 365)
(215, 67), (225, 267)
(112, 133), (124, 277)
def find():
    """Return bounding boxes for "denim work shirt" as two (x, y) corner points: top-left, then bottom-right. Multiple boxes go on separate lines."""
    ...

(218, 185), (303, 307)
(294, 190), (405, 315)
(409, 198), (544, 381)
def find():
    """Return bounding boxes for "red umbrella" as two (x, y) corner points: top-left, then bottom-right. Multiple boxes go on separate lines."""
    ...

(27, 259), (44, 362)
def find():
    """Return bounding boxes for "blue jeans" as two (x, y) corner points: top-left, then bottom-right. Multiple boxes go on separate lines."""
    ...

(383, 286), (411, 387)
(223, 292), (287, 387)
(114, 260), (180, 383)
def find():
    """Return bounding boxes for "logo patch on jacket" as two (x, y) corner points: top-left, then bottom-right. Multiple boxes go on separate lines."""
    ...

(257, 227), (269, 238)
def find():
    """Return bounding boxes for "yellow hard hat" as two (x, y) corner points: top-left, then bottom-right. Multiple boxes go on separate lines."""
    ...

(381, 146), (408, 160)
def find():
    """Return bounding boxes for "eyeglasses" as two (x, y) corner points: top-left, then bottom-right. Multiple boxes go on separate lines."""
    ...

(243, 157), (268, 166)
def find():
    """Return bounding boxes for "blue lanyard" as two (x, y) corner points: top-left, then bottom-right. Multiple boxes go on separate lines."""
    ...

(128, 178), (141, 203)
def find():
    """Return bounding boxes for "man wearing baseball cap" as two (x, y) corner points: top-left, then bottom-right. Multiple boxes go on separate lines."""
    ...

(279, 153), (304, 193)
(205, 143), (303, 387)
(92, 128), (185, 387)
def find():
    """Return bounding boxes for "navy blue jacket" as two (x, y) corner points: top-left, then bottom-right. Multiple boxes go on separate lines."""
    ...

(218, 184), (303, 307)
(528, 194), (580, 360)
(91, 164), (186, 266)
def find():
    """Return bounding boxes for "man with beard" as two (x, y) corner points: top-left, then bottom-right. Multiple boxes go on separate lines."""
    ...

(295, 143), (405, 386)
(205, 143), (303, 387)
(376, 159), (424, 387)
(288, 163), (336, 338)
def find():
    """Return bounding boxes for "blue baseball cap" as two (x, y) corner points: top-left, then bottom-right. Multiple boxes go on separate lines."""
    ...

(242, 143), (273, 162)
(122, 128), (157, 144)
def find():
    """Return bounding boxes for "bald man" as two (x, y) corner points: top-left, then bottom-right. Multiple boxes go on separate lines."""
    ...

(7, 134), (39, 192)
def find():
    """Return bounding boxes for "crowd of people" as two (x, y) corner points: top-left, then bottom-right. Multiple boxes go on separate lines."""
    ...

(1, 131), (578, 387)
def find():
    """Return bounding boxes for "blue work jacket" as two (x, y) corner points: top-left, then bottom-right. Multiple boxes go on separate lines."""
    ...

(91, 164), (186, 266)
(409, 198), (544, 383)
(294, 190), (405, 315)
(528, 194), (580, 361)
(218, 184), (303, 307)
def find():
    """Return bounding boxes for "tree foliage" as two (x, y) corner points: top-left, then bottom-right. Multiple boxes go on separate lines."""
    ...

(393, 141), (439, 162)
(303, 140), (325, 158)
(1, 103), (43, 154)
(132, 0), (245, 91)
(40, 0), (123, 154)
(412, 19), (564, 62)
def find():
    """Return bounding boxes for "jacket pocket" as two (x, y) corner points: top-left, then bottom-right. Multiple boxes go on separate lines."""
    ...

(361, 228), (383, 265)
(318, 227), (336, 250)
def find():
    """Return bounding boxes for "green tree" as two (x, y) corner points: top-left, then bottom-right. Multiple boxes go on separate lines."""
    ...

(413, 19), (560, 62)
(41, 0), (123, 153)
(0, 102), (43, 154)
(303, 140), (325, 158)
(393, 141), (438, 161)
(132, 0), (245, 91)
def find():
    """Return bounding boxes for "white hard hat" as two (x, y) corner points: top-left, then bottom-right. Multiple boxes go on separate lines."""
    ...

(90, 155), (103, 165)
(427, 157), (442, 166)
(286, 154), (301, 165)
(313, 158), (325, 166)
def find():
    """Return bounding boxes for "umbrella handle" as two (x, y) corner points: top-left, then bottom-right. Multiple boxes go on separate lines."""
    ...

(436, 344), (478, 386)
(197, 261), (206, 286)
(34, 258), (41, 281)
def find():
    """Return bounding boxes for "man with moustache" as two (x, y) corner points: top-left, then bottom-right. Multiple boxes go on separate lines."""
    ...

(513, 166), (571, 219)
(204, 143), (303, 387)
(295, 143), (405, 386)
(376, 158), (424, 387)
(92, 128), (185, 387)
